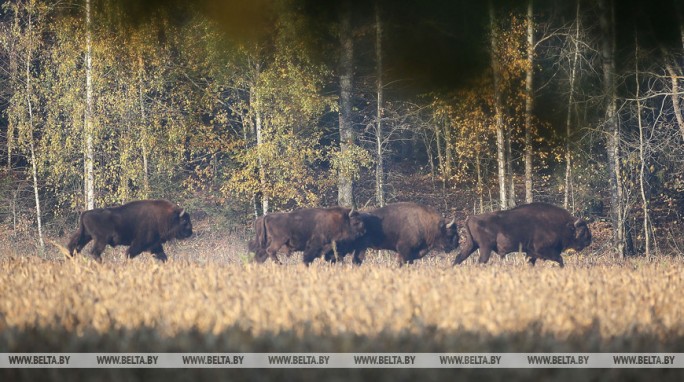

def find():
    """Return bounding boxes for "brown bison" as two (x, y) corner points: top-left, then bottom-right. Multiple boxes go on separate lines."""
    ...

(329, 202), (459, 265)
(248, 207), (366, 265)
(67, 199), (193, 262)
(452, 202), (592, 267)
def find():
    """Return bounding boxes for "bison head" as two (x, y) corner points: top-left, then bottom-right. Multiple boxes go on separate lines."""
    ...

(438, 217), (460, 253)
(569, 218), (592, 252)
(348, 210), (366, 239)
(174, 209), (193, 239)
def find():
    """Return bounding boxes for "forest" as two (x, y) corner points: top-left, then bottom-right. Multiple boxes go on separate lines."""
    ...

(1, 0), (684, 258)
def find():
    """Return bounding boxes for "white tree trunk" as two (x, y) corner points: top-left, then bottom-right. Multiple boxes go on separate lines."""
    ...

(599, 0), (625, 257)
(251, 61), (268, 215)
(524, 0), (534, 204)
(7, 6), (20, 169)
(564, 1), (581, 210)
(635, 41), (651, 258)
(29, 141), (44, 250)
(338, 0), (355, 208)
(138, 56), (150, 197)
(375, 2), (385, 207)
(443, 116), (453, 181)
(84, 0), (95, 210)
(664, 61), (684, 143)
(25, 10), (44, 249)
(490, 0), (507, 210)
(476, 150), (484, 214)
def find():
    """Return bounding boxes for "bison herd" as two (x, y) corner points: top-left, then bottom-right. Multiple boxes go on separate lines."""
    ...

(66, 199), (592, 268)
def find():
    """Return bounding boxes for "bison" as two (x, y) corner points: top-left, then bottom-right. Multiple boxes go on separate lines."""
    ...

(67, 199), (193, 262)
(247, 206), (366, 265)
(452, 202), (592, 267)
(328, 202), (459, 265)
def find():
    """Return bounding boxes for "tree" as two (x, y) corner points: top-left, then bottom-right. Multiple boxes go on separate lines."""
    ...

(337, 0), (355, 208)
(84, 0), (94, 210)
(489, 0), (508, 210)
(563, 1), (582, 210)
(524, 0), (534, 203)
(223, 4), (335, 212)
(374, 1), (385, 207)
(3, 0), (49, 249)
(598, 0), (627, 257)
(634, 38), (652, 258)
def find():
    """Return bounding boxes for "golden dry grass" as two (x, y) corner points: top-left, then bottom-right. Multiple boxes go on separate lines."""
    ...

(2, 234), (684, 381)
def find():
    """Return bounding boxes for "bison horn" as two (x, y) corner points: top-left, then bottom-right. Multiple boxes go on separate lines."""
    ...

(574, 218), (582, 227)
(446, 217), (456, 228)
(179, 209), (186, 217)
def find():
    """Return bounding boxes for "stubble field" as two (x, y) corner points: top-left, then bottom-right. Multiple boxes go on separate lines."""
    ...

(2, 229), (684, 381)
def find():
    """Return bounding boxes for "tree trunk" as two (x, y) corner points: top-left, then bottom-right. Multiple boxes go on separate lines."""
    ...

(599, 0), (625, 258)
(138, 63), (150, 198)
(635, 39), (652, 258)
(84, 0), (95, 210)
(7, 5), (20, 170)
(564, 0), (581, 210)
(375, 2), (385, 207)
(338, 0), (355, 208)
(29, 141), (44, 250)
(251, 60), (268, 215)
(660, 0), (684, 141)
(443, 116), (453, 182)
(676, 0), (684, 49)
(435, 122), (444, 185)
(506, 127), (515, 208)
(663, 61), (684, 143)
(476, 150), (484, 214)
(489, 0), (507, 210)
(524, 0), (534, 204)
(25, 10), (44, 249)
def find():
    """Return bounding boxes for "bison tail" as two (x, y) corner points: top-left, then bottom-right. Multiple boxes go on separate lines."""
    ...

(66, 213), (87, 257)
(249, 216), (268, 253)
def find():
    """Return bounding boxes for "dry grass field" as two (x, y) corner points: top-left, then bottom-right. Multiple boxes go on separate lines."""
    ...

(2, 225), (684, 381)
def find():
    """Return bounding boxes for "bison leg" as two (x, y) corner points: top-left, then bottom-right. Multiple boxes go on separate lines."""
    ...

(126, 241), (145, 259)
(532, 247), (565, 268)
(89, 240), (106, 263)
(453, 242), (478, 265)
(352, 249), (367, 265)
(302, 245), (323, 265)
(323, 250), (338, 263)
(253, 249), (269, 263)
(477, 245), (494, 264)
(150, 244), (168, 262)
(395, 243), (417, 266)
(265, 248), (282, 264)
(67, 232), (92, 256)
(552, 254), (565, 268)
(260, 241), (283, 264)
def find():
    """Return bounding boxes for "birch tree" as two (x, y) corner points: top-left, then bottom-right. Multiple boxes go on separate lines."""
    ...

(374, 1), (385, 207)
(84, 0), (94, 210)
(4, 0), (48, 249)
(524, 0), (534, 203)
(489, 0), (508, 209)
(337, 0), (355, 208)
(598, 0), (626, 257)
